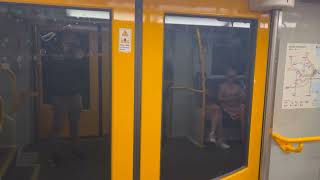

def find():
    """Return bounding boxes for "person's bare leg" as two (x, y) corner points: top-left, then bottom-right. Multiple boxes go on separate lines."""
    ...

(207, 104), (231, 149)
(69, 95), (80, 147)
(49, 96), (66, 167)
(207, 104), (223, 143)
(69, 94), (84, 159)
(240, 104), (246, 143)
(69, 108), (80, 150)
(52, 104), (64, 150)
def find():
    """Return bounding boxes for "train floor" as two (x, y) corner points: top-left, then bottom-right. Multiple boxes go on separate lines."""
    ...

(10, 137), (110, 180)
(161, 138), (245, 180)
(5, 137), (243, 180)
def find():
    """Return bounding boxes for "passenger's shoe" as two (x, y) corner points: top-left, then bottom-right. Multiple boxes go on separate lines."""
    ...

(217, 141), (231, 150)
(209, 131), (217, 143)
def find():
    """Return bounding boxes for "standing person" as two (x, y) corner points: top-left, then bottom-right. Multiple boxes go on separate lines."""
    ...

(47, 31), (88, 167)
(207, 66), (246, 149)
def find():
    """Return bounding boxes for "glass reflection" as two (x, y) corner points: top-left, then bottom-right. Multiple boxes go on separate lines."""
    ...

(161, 16), (257, 180)
(0, 4), (111, 180)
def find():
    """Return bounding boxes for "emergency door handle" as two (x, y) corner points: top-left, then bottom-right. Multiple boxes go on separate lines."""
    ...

(272, 133), (320, 153)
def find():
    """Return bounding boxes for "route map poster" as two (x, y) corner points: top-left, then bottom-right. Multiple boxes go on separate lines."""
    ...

(282, 43), (320, 109)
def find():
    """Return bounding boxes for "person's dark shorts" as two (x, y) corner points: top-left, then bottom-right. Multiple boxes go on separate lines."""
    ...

(222, 110), (241, 128)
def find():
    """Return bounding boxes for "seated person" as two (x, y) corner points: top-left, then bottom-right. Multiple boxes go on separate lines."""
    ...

(206, 66), (246, 149)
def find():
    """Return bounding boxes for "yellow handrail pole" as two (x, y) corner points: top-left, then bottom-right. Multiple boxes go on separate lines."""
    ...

(6, 68), (18, 114)
(0, 65), (18, 114)
(196, 28), (207, 145)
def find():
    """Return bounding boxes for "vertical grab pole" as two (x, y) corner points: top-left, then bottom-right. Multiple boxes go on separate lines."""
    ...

(260, 10), (281, 180)
(0, 96), (4, 131)
(133, 0), (143, 179)
(196, 28), (206, 145)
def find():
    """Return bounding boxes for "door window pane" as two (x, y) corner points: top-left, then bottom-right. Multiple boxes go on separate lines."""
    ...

(0, 4), (111, 180)
(161, 15), (257, 180)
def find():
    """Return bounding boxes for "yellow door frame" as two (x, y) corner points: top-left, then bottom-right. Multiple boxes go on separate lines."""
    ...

(140, 0), (270, 180)
(0, 0), (135, 180)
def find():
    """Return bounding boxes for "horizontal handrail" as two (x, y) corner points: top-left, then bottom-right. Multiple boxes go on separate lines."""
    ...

(272, 133), (320, 153)
(170, 86), (204, 93)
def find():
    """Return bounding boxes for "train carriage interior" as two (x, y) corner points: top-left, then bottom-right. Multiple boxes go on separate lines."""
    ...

(161, 16), (257, 180)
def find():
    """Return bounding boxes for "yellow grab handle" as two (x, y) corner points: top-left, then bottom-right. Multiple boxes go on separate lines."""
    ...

(272, 133), (320, 153)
